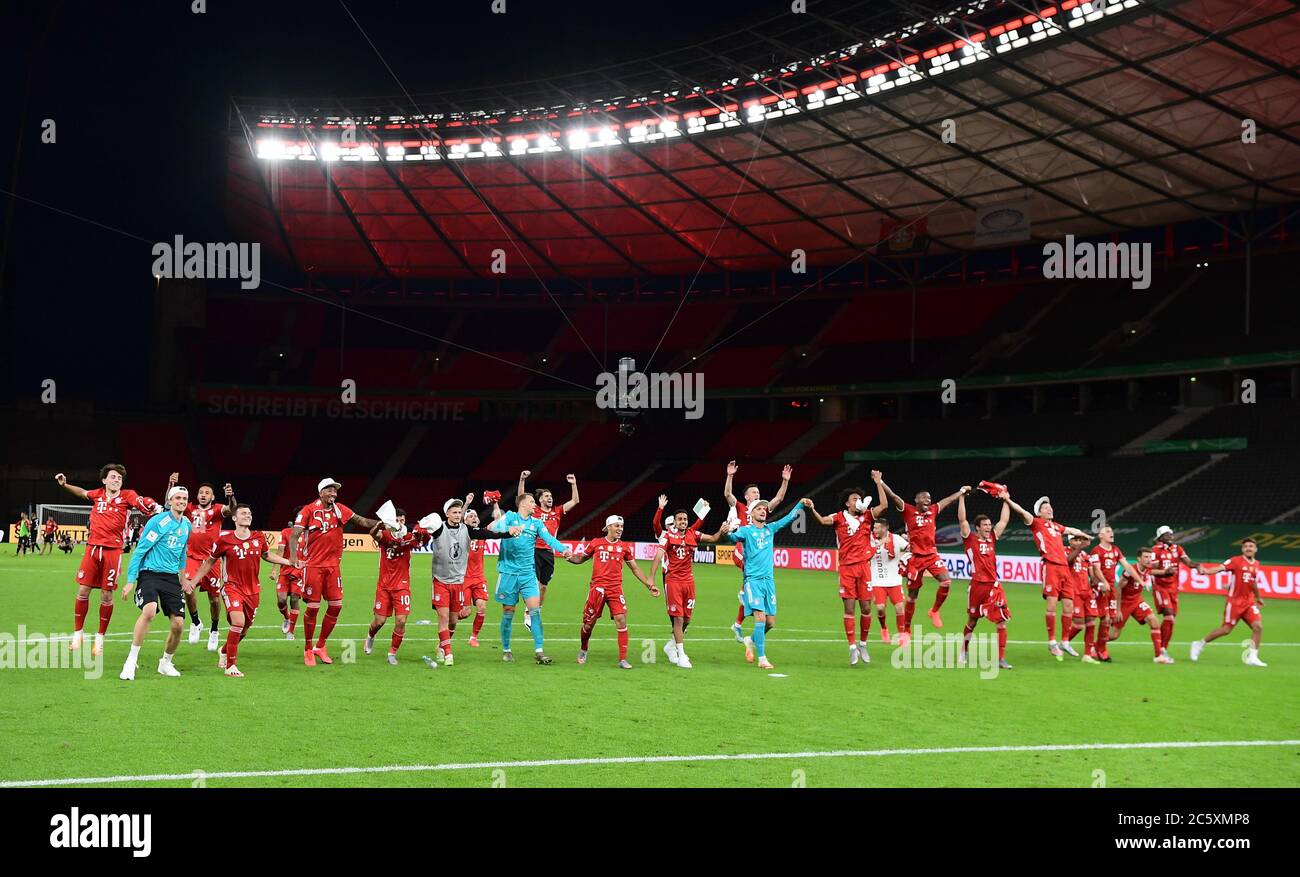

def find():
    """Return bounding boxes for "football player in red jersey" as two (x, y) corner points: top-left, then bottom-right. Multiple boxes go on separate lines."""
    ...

(42, 516), (58, 555)
(650, 499), (729, 668)
(1189, 538), (1267, 667)
(273, 509), (306, 639)
(364, 508), (430, 665)
(1066, 534), (1100, 663)
(56, 465), (157, 656)
(1087, 526), (1139, 662)
(876, 472), (968, 644)
(1003, 495), (1092, 661)
(1107, 548), (1173, 664)
(1149, 525), (1194, 661)
(515, 470), (579, 629)
(167, 473), (237, 651)
(803, 480), (888, 666)
(567, 515), (659, 668)
(185, 504), (296, 677)
(288, 478), (382, 667)
(724, 461), (793, 643)
(956, 488), (1014, 669)
(461, 501), (498, 647)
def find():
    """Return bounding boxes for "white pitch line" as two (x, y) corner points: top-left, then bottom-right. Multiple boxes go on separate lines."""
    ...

(3, 739), (1297, 788)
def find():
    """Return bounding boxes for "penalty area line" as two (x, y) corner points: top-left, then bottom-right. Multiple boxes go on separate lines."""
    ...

(3, 739), (1298, 787)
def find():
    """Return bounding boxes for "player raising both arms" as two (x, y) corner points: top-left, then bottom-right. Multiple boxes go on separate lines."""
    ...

(651, 500), (728, 668)
(724, 498), (803, 669)
(956, 489), (1014, 670)
(876, 472), (967, 643)
(567, 515), (660, 668)
(515, 470), (579, 630)
(724, 461), (792, 642)
(1002, 495), (1092, 661)
(1106, 548), (1174, 664)
(1150, 525), (1194, 661)
(489, 492), (571, 663)
(56, 465), (158, 656)
(288, 478), (383, 667)
(802, 480), (888, 666)
(167, 473), (236, 651)
(1189, 539), (1267, 667)
(185, 504), (295, 677)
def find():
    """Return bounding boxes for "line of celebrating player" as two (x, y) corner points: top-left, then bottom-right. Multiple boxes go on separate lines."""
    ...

(53, 459), (1269, 679)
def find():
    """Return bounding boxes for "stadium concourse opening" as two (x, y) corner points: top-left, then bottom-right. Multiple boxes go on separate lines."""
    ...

(2, 0), (1299, 830)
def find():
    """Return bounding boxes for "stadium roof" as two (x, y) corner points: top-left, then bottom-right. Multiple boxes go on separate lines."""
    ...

(227, 0), (1300, 280)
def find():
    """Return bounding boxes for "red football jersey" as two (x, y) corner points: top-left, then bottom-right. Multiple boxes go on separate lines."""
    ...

(43, 519), (57, 535)
(209, 530), (268, 593)
(1119, 563), (1152, 597)
(533, 506), (564, 550)
(465, 538), (487, 586)
(1222, 556), (1262, 607)
(1070, 545), (1091, 588)
(963, 531), (998, 584)
(586, 538), (634, 589)
(1030, 517), (1068, 566)
(278, 527), (304, 558)
(1089, 543), (1126, 588)
(185, 502), (226, 559)
(658, 528), (700, 585)
(294, 500), (355, 567)
(85, 488), (155, 548)
(832, 509), (876, 566)
(902, 503), (937, 556)
(375, 527), (426, 591)
(1150, 542), (1188, 576)
(734, 501), (752, 527)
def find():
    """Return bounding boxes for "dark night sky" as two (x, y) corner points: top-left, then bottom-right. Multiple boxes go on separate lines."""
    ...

(0, 0), (793, 399)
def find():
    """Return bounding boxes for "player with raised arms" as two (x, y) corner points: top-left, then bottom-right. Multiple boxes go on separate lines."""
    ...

(363, 508), (429, 665)
(56, 465), (157, 657)
(166, 472), (237, 651)
(567, 515), (660, 668)
(725, 498), (803, 669)
(956, 488), (1014, 669)
(1002, 495), (1092, 662)
(489, 492), (572, 663)
(875, 473), (967, 644)
(1149, 525), (1194, 662)
(119, 486), (192, 680)
(185, 503), (295, 677)
(1189, 538), (1267, 667)
(802, 478), (888, 666)
(288, 478), (382, 667)
(724, 461), (792, 643)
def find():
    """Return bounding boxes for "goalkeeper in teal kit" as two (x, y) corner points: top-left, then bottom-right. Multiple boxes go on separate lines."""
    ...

(490, 492), (572, 664)
(723, 498), (804, 670)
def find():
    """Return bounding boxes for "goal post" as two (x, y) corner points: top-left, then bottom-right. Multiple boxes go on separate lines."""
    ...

(33, 504), (94, 544)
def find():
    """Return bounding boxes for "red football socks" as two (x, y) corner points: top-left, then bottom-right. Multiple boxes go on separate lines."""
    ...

(316, 605), (341, 648)
(302, 606), (319, 647)
(580, 626), (592, 650)
(843, 614), (856, 644)
(859, 613), (871, 640)
(904, 601), (916, 633)
(288, 608), (300, 634)
(439, 628), (452, 656)
(472, 611), (486, 637)
(73, 594), (90, 634)
(225, 626), (242, 664)
(97, 601), (114, 636)
(997, 627), (1007, 659)
(1160, 618), (1174, 650)
(390, 629), (404, 654)
(617, 627), (629, 661)
(1046, 613), (1056, 642)
(1150, 628), (1163, 657)
(931, 586), (949, 612)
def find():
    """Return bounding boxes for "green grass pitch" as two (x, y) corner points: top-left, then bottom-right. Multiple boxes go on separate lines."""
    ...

(1, 548), (1297, 787)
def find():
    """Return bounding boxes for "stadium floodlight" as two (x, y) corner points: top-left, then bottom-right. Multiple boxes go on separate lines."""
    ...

(386, 144), (404, 159)
(660, 119), (679, 136)
(510, 137), (528, 154)
(568, 128), (590, 149)
(483, 140), (501, 156)
(318, 142), (340, 162)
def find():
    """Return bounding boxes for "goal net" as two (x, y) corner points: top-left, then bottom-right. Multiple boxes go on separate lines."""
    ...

(33, 504), (99, 543)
